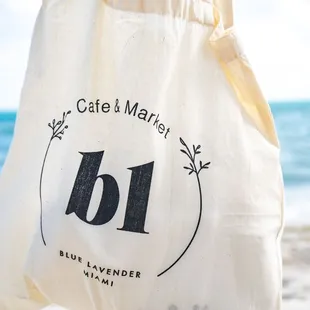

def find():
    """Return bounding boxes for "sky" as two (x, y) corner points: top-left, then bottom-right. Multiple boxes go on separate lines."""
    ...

(0, 0), (309, 110)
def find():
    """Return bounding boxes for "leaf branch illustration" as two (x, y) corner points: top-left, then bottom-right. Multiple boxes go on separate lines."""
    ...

(157, 137), (211, 277)
(39, 110), (71, 246)
(48, 110), (71, 140)
(180, 138), (210, 176)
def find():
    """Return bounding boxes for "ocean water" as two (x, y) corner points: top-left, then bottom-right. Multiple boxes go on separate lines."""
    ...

(0, 103), (309, 225)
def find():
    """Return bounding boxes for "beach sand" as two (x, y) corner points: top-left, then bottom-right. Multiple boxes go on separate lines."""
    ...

(282, 226), (310, 310)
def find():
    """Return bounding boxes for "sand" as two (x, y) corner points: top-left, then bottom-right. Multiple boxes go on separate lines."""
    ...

(282, 226), (310, 310)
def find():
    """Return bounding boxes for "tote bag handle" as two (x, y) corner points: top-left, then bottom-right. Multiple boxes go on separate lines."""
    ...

(213, 0), (234, 29)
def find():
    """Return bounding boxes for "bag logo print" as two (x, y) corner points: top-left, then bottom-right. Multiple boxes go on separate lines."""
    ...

(157, 138), (210, 277)
(39, 110), (71, 246)
(39, 108), (211, 279)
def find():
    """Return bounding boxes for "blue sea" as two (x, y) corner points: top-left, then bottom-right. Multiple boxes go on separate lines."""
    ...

(0, 103), (309, 225)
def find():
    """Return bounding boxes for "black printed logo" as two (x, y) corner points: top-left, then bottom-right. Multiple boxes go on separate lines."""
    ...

(65, 151), (154, 234)
(157, 138), (210, 277)
(39, 104), (211, 279)
(39, 111), (71, 246)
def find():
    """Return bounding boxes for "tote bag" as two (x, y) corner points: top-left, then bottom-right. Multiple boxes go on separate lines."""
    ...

(0, 1), (284, 309)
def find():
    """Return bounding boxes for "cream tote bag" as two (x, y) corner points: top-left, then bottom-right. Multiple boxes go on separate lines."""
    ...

(0, 1), (284, 309)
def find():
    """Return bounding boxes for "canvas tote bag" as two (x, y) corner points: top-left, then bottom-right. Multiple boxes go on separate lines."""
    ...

(0, 0), (284, 309)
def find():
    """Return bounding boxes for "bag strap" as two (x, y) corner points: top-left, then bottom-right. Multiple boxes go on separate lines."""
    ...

(214, 0), (234, 29)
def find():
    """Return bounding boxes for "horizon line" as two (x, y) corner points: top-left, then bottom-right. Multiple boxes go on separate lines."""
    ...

(0, 99), (310, 113)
